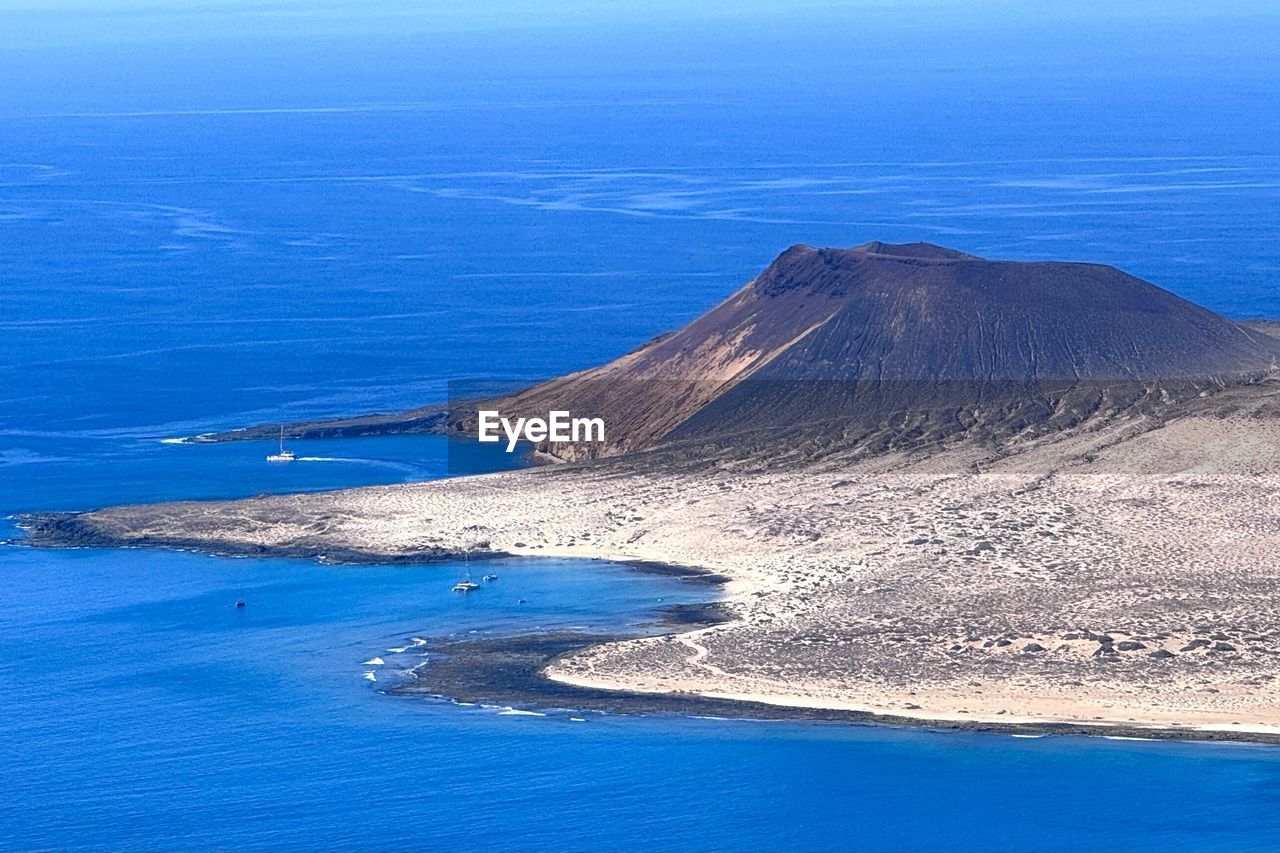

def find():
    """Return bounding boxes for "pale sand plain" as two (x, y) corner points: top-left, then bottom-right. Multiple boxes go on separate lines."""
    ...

(29, 379), (1280, 737)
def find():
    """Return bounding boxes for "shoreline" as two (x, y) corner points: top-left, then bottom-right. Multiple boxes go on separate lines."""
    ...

(16, 399), (1280, 747)
(396, 625), (1280, 746)
(11, 511), (514, 565)
(18, 513), (1280, 746)
(12, 513), (735, 588)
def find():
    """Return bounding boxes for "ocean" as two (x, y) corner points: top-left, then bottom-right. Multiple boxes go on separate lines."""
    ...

(3, 8), (1280, 851)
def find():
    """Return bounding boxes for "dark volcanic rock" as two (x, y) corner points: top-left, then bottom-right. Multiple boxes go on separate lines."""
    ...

(712, 242), (1276, 381)
(15, 511), (506, 565)
(384, 631), (1280, 745)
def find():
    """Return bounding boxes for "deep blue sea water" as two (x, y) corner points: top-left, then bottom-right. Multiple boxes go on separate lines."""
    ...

(4, 7), (1280, 851)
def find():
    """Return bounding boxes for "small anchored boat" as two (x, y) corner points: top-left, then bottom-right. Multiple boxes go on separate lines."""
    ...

(453, 550), (480, 592)
(266, 425), (296, 463)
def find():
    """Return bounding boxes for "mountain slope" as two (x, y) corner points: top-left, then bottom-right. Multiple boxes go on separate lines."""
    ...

(196, 242), (1280, 459)
(631, 241), (1275, 383)
(491, 242), (1278, 458)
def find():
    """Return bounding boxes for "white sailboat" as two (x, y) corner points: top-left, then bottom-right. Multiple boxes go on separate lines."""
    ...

(452, 549), (480, 592)
(266, 425), (297, 463)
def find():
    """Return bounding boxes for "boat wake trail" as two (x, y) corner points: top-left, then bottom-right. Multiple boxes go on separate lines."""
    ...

(294, 456), (418, 473)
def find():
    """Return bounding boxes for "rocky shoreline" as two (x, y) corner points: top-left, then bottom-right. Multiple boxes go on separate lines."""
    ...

(392, 625), (1280, 745)
(17, 503), (1280, 745)
(12, 511), (513, 565)
(15, 383), (1280, 744)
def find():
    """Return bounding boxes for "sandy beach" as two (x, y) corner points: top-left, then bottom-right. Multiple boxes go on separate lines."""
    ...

(25, 374), (1280, 741)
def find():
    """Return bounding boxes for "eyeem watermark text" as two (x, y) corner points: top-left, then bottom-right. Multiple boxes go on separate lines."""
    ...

(477, 410), (605, 452)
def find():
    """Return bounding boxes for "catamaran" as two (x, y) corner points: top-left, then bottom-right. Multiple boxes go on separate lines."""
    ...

(266, 425), (296, 463)
(452, 577), (480, 592)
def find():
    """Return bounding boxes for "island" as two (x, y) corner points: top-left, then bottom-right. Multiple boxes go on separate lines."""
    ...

(23, 241), (1280, 741)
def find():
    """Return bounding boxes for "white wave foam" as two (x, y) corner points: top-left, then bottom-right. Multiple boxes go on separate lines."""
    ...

(386, 647), (407, 654)
(497, 708), (545, 717)
(362, 671), (377, 682)
(294, 456), (417, 474)
(362, 657), (385, 666)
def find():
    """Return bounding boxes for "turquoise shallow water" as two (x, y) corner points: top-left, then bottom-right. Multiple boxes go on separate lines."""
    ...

(4, 7), (1280, 850)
